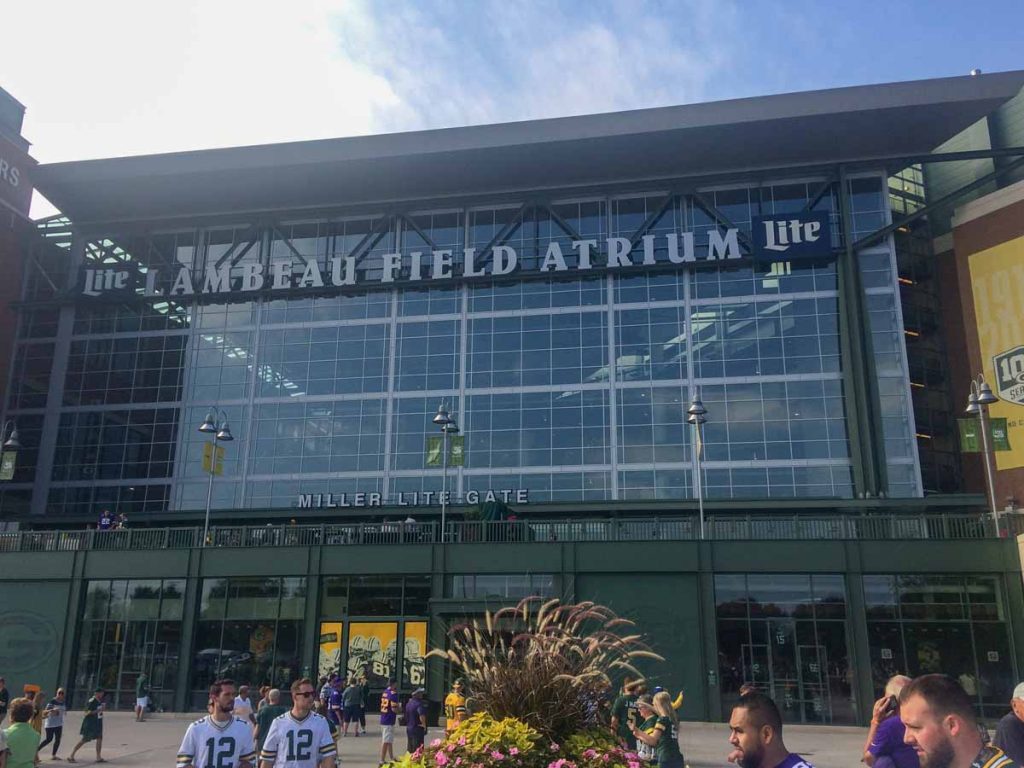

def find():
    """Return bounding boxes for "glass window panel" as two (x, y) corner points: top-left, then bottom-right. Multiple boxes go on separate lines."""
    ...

(279, 578), (307, 620)
(85, 581), (112, 620)
(227, 578), (281, 620)
(200, 578), (228, 620)
(404, 576), (432, 616)
(125, 580), (163, 620)
(715, 575), (747, 618)
(350, 576), (403, 616)
(160, 579), (186, 620)
(746, 574), (811, 618)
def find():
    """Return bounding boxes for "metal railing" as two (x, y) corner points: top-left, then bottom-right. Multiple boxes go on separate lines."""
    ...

(0, 512), (1018, 553)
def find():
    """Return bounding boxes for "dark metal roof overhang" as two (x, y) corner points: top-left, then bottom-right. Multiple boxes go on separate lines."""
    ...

(33, 70), (1024, 225)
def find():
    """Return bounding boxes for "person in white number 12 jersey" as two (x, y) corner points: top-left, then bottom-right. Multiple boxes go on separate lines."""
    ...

(260, 678), (337, 768)
(177, 679), (258, 768)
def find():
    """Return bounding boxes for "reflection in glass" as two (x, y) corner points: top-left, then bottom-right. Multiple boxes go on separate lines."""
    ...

(714, 574), (852, 724)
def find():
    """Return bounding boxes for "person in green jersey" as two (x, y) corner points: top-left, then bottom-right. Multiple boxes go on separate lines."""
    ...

(67, 688), (106, 763)
(630, 691), (683, 768)
(135, 672), (150, 722)
(611, 678), (645, 748)
(633, 695), (658, 763)
(253, 688), (288, 753)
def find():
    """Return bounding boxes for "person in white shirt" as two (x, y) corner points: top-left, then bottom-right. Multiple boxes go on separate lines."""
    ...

(177, 679), (257, 768)
(38, 688), (67, 760)
(259, 678), (336, 768)
(235, 686), (257, 727)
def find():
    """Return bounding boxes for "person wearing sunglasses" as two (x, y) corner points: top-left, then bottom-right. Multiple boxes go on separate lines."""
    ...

(259, 679), (336, 768)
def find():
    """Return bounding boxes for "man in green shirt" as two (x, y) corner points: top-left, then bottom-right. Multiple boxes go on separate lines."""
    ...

(5, 697), (42, 768)
(611, 678), (646, 747)
(135, 672), (150, 722)
(253, 688), (288, 754)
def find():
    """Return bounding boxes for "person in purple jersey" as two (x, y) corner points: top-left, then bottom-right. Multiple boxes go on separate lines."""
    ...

(727, 691), (814, 768)
(864, 675), (919, 768)
(378, 680), (400, 767)
(327, 679), (344, 729)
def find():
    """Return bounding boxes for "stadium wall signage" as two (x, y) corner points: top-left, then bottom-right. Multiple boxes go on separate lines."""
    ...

(80, 214), (834, 299)
(297, 488), (530, 509)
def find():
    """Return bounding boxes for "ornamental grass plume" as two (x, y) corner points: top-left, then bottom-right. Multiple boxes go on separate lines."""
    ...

(427, 598), (663, 742)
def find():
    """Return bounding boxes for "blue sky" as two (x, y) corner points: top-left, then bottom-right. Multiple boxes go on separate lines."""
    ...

(5, 0), (1024, 217)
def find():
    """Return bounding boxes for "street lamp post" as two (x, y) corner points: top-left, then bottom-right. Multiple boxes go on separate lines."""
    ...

(432, 403), (459, 543)
(198, 408), (233, 547)
(1, 421), (21, 452)
(687, 395), (707, 540)
(965, 376), (1000, 530)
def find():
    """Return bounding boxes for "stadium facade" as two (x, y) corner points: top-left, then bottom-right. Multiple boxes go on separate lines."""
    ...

(3, 72), (1024, 726)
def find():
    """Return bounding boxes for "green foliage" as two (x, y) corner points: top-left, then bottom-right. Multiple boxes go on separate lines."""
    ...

(392, 714), (644, 768)
(427, 598), (662, 742)
(454, 712), (542, 754)
(563, 730), (621, 758)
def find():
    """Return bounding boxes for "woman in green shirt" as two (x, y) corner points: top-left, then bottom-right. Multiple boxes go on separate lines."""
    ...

(630, 691), (683, 768)
(67, 688), (106, 763)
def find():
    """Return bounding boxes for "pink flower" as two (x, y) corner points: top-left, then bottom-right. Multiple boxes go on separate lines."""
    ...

(436, 752), (450, 766)
(628, 762), (641, 768)
(459, 738), (468, 746)
(509, 748), (519, 756)
(456, 759), (463, 765)
(602, 756), (610, 763)
(550, 744), (561, 752)
(491, 752), (505, 760)
(583, 750), (597, 759)
(431, 739), (443, 748)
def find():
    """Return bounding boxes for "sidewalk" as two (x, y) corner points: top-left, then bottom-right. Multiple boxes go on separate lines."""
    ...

(41, 712), (869, 767)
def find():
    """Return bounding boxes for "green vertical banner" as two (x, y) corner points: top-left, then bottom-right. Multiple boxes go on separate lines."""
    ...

(959, 420), (981, 453)
(991, 418), (1011, 451)
(449, 435), (465, 466)
(959, 418), (1012, 452)
(426, 436), (443, 466)
(0, 451), (16, 481)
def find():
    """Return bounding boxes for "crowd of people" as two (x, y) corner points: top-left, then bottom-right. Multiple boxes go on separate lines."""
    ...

(606, 672), (1024, 768)
(7, 671), (1024, 767)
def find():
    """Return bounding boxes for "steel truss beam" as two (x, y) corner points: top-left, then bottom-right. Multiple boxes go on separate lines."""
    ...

(853, 153), (1024, 252)
(689, 191), (753, 251)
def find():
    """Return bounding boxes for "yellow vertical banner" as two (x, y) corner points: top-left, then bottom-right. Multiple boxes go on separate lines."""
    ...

(969, 235), (1024, 469)
(403, 621), (428, 688)
(347, 622), (398, 687)
(318, 622), (343, 680)
(202, 443), (224, 475)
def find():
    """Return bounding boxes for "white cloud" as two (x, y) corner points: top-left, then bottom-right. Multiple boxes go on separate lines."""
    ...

(3, 0), (735, 218)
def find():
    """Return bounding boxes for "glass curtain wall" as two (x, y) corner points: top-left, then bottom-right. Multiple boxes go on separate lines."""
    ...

(30, 173), (917, 518)
(864, 574), (1014, 718)
(73, 579), (185, 709)
(190, 577), (306, 709)
(715, 574), (855, 724)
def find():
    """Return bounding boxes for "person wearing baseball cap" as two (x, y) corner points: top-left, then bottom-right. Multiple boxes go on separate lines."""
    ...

(994, 682), (1024, 763)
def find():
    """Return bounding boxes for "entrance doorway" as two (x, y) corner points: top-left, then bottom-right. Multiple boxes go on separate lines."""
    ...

(715, 574), (855, 725)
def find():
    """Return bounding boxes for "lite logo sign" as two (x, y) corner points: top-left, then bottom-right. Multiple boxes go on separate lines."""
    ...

(752, 212), (832, 263)
(81, 214), (835, 299)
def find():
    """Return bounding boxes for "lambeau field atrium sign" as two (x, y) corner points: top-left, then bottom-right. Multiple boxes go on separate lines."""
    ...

(79, 213), (833, 299)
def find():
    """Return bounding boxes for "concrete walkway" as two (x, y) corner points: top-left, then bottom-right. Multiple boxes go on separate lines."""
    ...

(38, 712), (870, 768)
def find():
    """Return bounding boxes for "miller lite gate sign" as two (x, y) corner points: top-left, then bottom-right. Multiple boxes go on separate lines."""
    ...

(79, 213), (836, 300)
